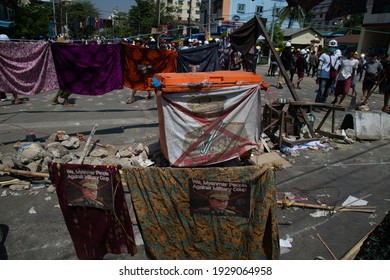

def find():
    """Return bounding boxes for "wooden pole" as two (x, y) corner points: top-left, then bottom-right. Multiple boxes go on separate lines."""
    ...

(317, 233), (337, 260)
(277, 201), (376, 213)
(78, 124), (98, 164)
(0, 168), (49, 178)
(254, 15), (316, 138)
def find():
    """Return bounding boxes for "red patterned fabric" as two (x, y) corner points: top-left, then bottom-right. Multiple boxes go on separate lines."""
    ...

(48, 163), (137, 260)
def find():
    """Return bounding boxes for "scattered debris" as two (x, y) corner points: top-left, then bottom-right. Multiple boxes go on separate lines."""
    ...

(317, 233), (337, 260)
(29, 207), (37, 214)
(279, 238), (293, 248)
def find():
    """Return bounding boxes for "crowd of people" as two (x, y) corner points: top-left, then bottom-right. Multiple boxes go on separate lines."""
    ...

(2, 32), (389, 113)
(269, 38), (390, 114)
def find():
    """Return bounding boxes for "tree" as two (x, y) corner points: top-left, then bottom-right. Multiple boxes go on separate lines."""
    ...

(10, 0), (51, 39)
(260, 22), (285, 55)
(127, 0), (176, 37)
(111, 12), (130, 38)
(342, 14), (364, 34)
(278, 1), (305, 28)
(62, 0), (100, 38)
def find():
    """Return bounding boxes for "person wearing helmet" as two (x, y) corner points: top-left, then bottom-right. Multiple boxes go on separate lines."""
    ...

(134, 37), (143, 46)
(267, 47), (279, 77)
(294, 49), (307, 89)
(314, 39), (341, 108)
(277, 41), (294, 89)
(193, 38), (200, 47)
(148, 37), (157, 49)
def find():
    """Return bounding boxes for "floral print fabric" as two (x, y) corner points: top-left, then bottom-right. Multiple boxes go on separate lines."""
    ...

(0, 42), (59, 95)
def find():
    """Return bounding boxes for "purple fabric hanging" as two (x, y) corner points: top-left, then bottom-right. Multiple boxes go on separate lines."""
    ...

(0, 42), (59, 95)
(51, 43), (123, 95)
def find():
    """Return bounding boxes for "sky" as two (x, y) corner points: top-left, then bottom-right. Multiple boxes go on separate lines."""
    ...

(84, 0), (136, 18)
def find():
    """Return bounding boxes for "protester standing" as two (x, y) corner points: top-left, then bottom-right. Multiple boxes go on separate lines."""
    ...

(295, 49), (307, 89)
(350, 51), (360, 98)
(331, 50), (359, 106)
(379, 54), (390, 113)
(361, 53), (383, 104)
(277, 41), (294, 89)
(314, 39), (340, 108)
(308, 51), (318, 77)
(127, 38), (154, 104)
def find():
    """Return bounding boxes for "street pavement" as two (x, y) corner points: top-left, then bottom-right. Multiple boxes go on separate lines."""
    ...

(0, 64), (389, 260)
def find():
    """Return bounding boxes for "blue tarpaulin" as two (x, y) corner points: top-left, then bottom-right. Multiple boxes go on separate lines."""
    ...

(0, 20), (12, 28)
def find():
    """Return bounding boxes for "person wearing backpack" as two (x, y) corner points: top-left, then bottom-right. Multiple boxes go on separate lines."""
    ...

(314, 39), (340, 109)
(277, 41), (294, 89)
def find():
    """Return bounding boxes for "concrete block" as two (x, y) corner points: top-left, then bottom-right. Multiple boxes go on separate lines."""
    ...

(340, 111), (390, 140)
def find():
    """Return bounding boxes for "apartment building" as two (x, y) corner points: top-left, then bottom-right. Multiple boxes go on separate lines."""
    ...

(357, 0), (390, 55)
(162, 0), (201, 25)
(309, 0), (342, 32)
(197, 0), (286, 35)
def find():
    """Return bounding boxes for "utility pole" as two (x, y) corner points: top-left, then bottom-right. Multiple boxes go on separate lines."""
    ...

(208, 0), (211, 38)
(268, 3), (276, 65)
(52, 0), (57, 36)
(157, 0), (161, 28)
(187, 0), (192, 38)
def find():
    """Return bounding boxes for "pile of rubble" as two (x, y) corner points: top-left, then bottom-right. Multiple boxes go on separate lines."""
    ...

(0, 131), (163, 191)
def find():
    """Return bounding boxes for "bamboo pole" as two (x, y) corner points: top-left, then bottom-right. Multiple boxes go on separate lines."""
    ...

(317, 233), (337, 260)
(0, 167), (49, 178)
(78, 124), (98, 164)
(277, 201), (376, 213)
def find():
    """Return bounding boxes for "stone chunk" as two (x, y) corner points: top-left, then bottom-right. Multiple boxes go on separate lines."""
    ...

(17, 143), (46, 163)
(46, 142), (69, 158)
(61, 137), (80, 149)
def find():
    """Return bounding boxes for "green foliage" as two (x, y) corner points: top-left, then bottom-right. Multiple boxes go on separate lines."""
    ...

(278, 5), (305, 28)
(342, 14), (364, 33)
(10, 1), (51, 39)
(127, 0), (176, 36)
(260, 22), (285, 54)
(9, 0), (101, 39)
(64, 1), (100, 38)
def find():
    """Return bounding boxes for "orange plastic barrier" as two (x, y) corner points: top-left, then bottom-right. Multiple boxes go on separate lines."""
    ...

(154, 71), (263, 93)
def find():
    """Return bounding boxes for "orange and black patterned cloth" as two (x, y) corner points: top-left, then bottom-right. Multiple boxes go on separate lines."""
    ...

(124, 165), (280, 259)
(122, 44), (177, 91)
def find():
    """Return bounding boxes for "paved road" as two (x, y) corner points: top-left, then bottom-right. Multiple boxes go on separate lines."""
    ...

(0, 65), (389, 260)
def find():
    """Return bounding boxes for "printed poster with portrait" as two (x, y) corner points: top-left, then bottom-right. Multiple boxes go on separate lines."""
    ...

(64, 167), (114, 210)
(189, 179), (251, 218)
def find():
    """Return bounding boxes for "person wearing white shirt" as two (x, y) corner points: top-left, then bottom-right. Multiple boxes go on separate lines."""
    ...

(331, 50), (359, 106)
(314, 40), (340, 108)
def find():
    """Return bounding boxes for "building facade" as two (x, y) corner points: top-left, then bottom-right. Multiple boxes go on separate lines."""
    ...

(309, 0), (342, 32)
(163, 0), (201, 25)
(357, 0), (390, 56)
(198, 0), (287, 36)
